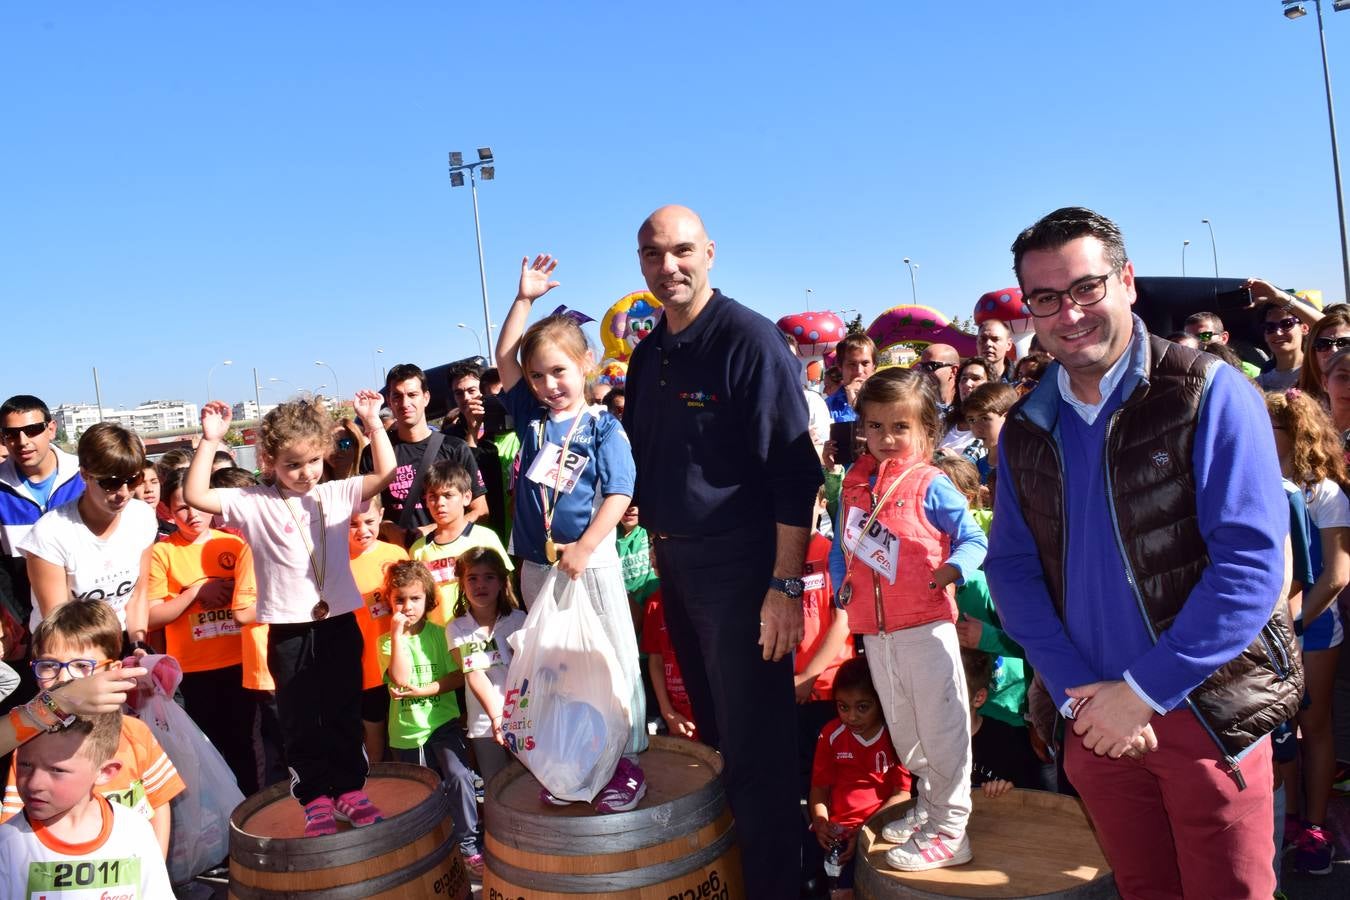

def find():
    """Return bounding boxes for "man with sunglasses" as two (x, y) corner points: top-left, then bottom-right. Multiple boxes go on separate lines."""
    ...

(1182, 312), (1261, 380)
(986, 207), (1297, 897)
(917, 343), (961, 415)
(0, 396), (84, 682)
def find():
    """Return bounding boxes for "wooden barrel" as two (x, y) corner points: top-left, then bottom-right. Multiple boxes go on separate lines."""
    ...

(228, 762), (470, 900)
(856, 790), (1117, 899)
(482, 735), (744, 898)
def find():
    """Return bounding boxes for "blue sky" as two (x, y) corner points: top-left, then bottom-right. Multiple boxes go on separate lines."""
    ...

(4, 1), (1349, 409)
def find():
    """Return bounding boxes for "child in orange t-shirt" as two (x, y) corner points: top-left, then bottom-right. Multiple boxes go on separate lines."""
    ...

(1, 601), (185, 858)
(148, 469), (257, 795)
(348, 495), (407, 764)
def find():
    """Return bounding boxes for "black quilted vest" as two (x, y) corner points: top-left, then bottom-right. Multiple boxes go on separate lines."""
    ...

(1002, 335), (1301, 764)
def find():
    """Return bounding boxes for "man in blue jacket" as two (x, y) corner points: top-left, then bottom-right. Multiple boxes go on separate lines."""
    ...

(986, 208), (1298, 898)
(0, 394), (84, 703)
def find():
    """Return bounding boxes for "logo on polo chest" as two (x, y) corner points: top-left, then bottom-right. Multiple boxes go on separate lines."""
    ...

(679, 391), (719, 408)
(1150, 449), (1171, 469)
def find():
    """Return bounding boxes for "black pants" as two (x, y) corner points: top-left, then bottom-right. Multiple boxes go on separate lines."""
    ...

(180, 664), (259, 796)
(654, 526), (800, 899)
(266, 612), (366, 804)
(249, 688), (289, 788)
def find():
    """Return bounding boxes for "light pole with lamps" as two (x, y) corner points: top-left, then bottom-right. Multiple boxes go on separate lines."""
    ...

(457, 322), (484, 356)
(1283, 0), (1350, 300)
(1201, 219), (1219, 278)
(805, 288), (814, 310)
(268, 377), (295, 399)
(314, 361), (340, 402)
(449, 148), (497, 351)
(1182, 239), (1191, 277)
(372, 348), (385, 384)
(902, 258), (919, 304)
(207, 360), (233, 399)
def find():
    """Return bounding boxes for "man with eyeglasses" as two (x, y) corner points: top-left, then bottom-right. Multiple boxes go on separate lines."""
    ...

(985, 207), (1297, 897)
(1181, 312), (1261, 379)
(917, 343), (961, 415)
(0, 396), (84, 677)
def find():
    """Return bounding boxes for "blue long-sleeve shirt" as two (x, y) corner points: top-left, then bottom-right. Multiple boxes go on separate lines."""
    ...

(985, 322), (1287, 716)
(828, 470), (988, 598)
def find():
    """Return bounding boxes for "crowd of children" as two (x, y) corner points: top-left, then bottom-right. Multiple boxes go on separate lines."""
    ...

(7, 290), (1350, 899)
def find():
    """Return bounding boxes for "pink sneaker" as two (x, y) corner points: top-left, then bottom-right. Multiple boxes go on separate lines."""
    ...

(333, 790), (384, 828)
(302, 796), (338, 837)
(594, 758), (647, 814)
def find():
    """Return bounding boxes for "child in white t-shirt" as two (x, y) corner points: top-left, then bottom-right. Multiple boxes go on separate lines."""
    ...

(0, 711), (171, 899)
(183, 394), (396, 837)
(448, 546), (526, 786)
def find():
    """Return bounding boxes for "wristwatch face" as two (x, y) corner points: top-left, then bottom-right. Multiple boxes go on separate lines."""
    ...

(774, 577), (804, 599)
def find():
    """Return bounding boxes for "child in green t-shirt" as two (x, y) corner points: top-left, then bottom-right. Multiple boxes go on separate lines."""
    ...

(377, 560), (483, 877)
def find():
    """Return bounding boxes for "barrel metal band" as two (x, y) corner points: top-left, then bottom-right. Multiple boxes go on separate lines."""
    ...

(484, 823), (737, 893)
(230, 783), (451, 872)
(485, 778), (724, 855)
(230, 826), (466, 900)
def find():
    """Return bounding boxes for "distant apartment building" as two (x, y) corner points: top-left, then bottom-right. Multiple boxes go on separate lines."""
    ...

(232, 400), (278, 421)
(53, 400), (200, 439)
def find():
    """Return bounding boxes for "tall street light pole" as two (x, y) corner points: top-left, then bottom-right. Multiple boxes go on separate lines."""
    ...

(457, 322), (484, 356)
(207, 360), (233, 399)
(450, 148), (497, 351)
(1201, 219), (1219, 278)
(902, 258), (919, 304)
(1182, 239), (1191, 277)
(314, 361), (340, 402)
(1284, 0), (1350, 300)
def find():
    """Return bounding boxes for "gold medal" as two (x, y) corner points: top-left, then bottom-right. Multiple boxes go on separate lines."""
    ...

(545, 538), (558, 564)
(838, 583), (853, 606)
(311, 599), (330, 621)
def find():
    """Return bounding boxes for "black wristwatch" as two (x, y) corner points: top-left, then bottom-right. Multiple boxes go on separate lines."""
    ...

(769, 576), (805, 600)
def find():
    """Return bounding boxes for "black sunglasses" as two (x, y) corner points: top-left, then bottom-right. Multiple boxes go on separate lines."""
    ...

(1263, 317), (1299, 335)
(916, 360), (957, 373)
(1, 421), (49, 441)
(1313, 336), (1350, 354)
(93, 472), (145, 493)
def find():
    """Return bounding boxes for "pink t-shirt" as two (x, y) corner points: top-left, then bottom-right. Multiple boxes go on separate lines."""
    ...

(218, 478), (365, 624)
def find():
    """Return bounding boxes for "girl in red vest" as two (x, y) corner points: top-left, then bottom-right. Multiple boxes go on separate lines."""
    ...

(827, 367), (988, 873)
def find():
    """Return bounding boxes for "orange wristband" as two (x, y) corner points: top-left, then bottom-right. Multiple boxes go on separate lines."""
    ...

(8, 707), (41, 745)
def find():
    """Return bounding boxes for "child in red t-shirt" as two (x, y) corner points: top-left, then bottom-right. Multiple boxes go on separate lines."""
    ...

(640, 588), (696, 740)
(809, 658), (912, 895)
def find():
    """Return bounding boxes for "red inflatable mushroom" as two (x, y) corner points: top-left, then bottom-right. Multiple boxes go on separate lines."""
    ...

(777, 311), (846, 358)
(973, 288), (1035, 357)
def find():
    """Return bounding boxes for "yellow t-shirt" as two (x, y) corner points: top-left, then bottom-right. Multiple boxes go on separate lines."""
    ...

(409, 523), (512, 627)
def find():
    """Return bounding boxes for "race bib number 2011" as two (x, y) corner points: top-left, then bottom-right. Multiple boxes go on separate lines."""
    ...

(27, 857), (140, 899)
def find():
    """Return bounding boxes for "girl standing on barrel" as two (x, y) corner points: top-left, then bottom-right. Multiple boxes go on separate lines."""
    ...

(185, 394), (395, 837)
(828, 367), (987, 872)
(494, 254), (648, 813)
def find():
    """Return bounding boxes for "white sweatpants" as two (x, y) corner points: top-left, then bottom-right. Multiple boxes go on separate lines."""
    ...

(864, 620), (972, 836)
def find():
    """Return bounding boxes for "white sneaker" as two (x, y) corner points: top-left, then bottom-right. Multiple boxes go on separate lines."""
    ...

(880, 806), (928, 845)
(885, 827), (972, 872)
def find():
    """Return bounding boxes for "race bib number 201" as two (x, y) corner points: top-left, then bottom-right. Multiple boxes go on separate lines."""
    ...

(27, 857), (140, 899)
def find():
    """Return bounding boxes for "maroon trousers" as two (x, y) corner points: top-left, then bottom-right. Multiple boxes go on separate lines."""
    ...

(1065, 707), (1274, 900)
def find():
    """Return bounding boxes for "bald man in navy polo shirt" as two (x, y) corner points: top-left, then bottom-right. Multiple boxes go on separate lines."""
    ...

(624, 205), (823, 898)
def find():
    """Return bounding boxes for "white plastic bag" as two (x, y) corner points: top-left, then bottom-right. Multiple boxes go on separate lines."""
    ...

(502, 569), (631, 801)
(124, 654), (245, 884)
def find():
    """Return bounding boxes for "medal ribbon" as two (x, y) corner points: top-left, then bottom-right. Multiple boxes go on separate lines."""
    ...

(841, 461), (921, 591)
(538, 409), (590, 552)
(277, 487), (328, 618)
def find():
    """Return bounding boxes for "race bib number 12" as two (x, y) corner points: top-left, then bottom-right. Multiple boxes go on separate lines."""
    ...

(524, 441), (589, 495)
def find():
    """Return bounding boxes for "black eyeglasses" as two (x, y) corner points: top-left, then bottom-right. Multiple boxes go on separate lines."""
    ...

(1, 422), (49, 442)
(1024, 267), (1121, 318)
(1313, 336), (1350, 354)
(915, 360), (957, 373)
(1263, 317), (1300, 335)
(92, 472), (145, 493)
